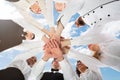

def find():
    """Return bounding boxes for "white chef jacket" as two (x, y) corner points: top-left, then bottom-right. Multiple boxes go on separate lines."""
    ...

(9, 59), (31, 80)
(99, 42), (120, 72)
(57, 0), (85, 27)
(67, 48), (104, 80)
(28, 58), (76, 80)
(8, 48), (43, 80)
(79, 69), (101, 80)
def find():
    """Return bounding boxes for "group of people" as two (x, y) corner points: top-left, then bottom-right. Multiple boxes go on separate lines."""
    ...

(0, 0), (120, 80)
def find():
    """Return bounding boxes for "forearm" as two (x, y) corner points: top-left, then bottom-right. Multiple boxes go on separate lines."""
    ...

(68, 48), (106, 68)
(59, 57), (77, 80)
(28, 59), (47, 80)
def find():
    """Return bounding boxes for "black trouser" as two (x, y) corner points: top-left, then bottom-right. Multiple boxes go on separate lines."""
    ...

(0, 67), (25, 80)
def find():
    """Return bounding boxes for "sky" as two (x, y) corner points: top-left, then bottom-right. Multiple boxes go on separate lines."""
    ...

(0, 1), (120, 80)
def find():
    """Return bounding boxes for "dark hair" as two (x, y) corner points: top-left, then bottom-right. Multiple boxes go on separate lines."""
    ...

(31, 33), (35, 40)
(22, 32), (35, 40)
(6, 0), (20, 2)
(76, 67), (81, 77)
(77, 17), (85, 26)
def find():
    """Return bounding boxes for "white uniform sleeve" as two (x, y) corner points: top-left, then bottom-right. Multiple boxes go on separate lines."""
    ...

(13, 48), (42, 61)
(37, 0), (54, 27)
(68, 48), (106, 68)
(9, 59), (31, 76)
(71, 26), (115, 46)
(57, 0), (85, 27)
(12, 0), (45, 30)
(28, 59), (46, 80)
(80, 69), (102, 80)
(59, 58), (77, 80)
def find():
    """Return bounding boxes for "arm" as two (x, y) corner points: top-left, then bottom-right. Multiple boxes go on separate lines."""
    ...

(13, 48), (43, 62)
(67, 48), (102, 80)
(46, 39), (77, 80)
(57, 0), (85, 27)
(71, 26), (115, 46)
(8, 0), (50, 36)
(28, 42), (53, 80)
(68, 48), (106, 68)
(28, 59), (47, 80)
(80, 69), (102, 80)
(37, 0), (54, 27)
(59, 57), (77, 80)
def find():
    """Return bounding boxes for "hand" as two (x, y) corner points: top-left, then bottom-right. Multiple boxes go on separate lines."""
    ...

(61, 39), (71, 47)
(42, 44), (52, 61)
(46, 39), (63, 59)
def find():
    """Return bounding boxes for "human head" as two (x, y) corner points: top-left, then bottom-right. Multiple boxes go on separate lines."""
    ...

(22, 31), (35, 40)
(76, 60), (88, 74)
(26, 56), (37, 67)
(88, 44), (100, 51)
(52, 59), (60, 70)
(6, 0), (20, 2)
(54, 2), (66, 12)
(75, 17), (85, 27)
(29, 1), (41, 14)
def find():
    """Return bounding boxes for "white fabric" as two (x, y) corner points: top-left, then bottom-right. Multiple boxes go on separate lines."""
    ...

(28, 59), (46, 80)
(8, 48), (42, 80)
(59, 58), (77, 80)
(28, 58), (76, 80)
(67, 48), (104, 80)
(57, 0), (85, 27)
(78, 0), (114, 16)
(81, 0), (120, 28)
(4, 0), (52, 50)
(37, 0), (55, 27)
(99, 41), (120, 72)
(68, 43), (120, 72)
(79, 69), (101, 80)
(9, 60), (31, 80)
(71, 24), (116, 45)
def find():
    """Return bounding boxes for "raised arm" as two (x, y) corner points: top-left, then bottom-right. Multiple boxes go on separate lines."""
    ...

(46, 39), (77, 80)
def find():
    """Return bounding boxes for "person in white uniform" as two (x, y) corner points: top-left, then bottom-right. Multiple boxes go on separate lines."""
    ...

(0, 50), (38, 80)
(28, 39), (76, 80)
(76, 60), (102, 80)
(88, 43), (120, 72)
(72, 0), (120, 44)
(60, 0), (120, 46)
(57, 0), (84, 27)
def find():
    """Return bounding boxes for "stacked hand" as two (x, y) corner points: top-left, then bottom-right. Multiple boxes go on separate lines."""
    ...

(43, 39), (64, 61)
(42, 19), (71, 61)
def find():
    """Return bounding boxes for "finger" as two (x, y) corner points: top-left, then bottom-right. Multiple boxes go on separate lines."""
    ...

(52, 39), (59, 48)
(47, 40), (53, 49)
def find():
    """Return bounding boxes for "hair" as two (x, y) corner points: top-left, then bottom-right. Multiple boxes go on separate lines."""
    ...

(77, 17), (85, 26)
(6, 0), (20, 2)
(93, 51), (101, 60)
(76, 67), (81, 77)
(76, 60), (88, 77)
(22, 32), (35, 40)
(31, 33), (35, 40)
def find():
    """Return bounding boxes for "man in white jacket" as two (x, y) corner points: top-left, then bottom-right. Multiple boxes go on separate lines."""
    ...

(60, 0), (120, 47)
(76, 60), (102, 80)
(0, 54), (37, 80)
(28, 39), (76, 80)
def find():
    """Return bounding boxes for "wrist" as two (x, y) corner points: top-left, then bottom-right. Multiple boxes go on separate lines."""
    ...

(42, 56), (49, 62)
(57, 56), (64, 62)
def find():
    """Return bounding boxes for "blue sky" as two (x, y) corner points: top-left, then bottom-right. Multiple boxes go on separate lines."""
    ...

(0, 1), (120, 80)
